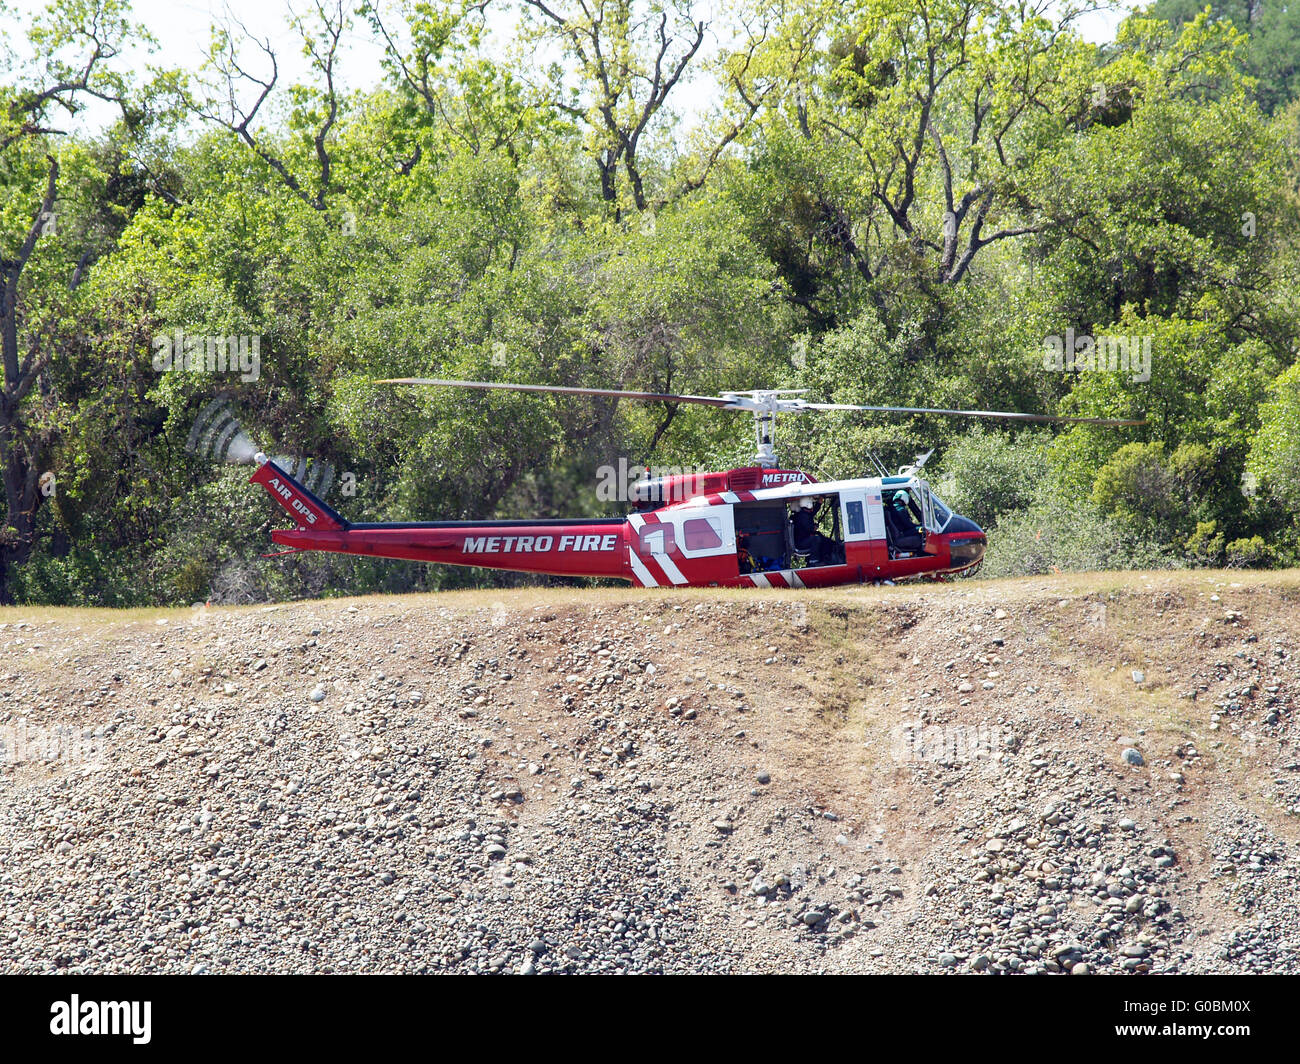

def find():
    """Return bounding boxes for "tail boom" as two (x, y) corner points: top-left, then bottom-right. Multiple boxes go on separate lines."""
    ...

(252, 456), (631, 581)
(269, 520), (630, 579)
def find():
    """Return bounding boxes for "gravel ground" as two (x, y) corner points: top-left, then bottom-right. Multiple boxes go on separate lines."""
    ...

(1, 572), (1298, 973)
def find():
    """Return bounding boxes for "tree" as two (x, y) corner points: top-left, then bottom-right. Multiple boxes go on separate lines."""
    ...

(932, 429), (1049, 531)
(1247, 360), (1300, 510)
(521, 0), (704, 213)
(184, 0), (348, 212)
(0, 0), (145, 601)
(518, 0), (787, 215)
(1151, 0), (1300, 113)
(1027, 13), (1284, 334)
(744, 0), (1099, 299)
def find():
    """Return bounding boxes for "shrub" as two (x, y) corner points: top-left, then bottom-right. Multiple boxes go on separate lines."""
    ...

(933, 429), (1051, 531)
(1225, 535), (1271, 568)
(980, 490), (1176, 578)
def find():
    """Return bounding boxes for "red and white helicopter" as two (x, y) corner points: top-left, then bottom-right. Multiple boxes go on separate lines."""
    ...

(250, 380), (1142, 589)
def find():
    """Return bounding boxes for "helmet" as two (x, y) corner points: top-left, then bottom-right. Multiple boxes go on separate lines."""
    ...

(798, 497), (817, 509)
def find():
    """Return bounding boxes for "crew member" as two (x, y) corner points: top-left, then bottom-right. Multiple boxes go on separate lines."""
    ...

(790, 496), (831, 565)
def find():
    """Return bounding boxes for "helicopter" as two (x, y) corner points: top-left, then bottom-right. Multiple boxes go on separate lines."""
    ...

(249, 380), (1143, 588)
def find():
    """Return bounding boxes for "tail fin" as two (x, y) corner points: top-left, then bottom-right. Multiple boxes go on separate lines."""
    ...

(249, 455), (347, 531)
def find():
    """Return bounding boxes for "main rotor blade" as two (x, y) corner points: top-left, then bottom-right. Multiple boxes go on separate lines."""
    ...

(376, 378), (735, 407)
(375, 378), (1145, 425)
(802, 402), (1146, 426)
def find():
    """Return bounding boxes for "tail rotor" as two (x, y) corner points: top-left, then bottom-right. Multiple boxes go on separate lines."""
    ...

(186, 395), (335, 494)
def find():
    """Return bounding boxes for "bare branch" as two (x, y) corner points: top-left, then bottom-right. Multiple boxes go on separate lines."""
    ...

(188, 4), (345, 211)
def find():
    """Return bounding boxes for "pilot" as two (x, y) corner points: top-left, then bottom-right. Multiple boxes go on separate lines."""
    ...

(885, 491), (924, 552)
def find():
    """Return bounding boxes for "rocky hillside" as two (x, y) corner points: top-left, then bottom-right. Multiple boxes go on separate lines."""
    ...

(1, 571), (1298, 974)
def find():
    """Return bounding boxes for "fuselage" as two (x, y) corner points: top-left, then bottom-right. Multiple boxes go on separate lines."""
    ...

(253, 460), (986, 588)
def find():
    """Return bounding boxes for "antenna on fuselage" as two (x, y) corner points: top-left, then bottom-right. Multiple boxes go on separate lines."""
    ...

(898, 449), (935, 477)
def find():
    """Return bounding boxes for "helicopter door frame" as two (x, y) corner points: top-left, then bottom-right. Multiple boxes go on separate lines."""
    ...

(840, 486), (889, 570)
(840, 488), (885, 541)
(631, 507), (736, 585)
(787, 491), (844, 569)
(864, 488), (887, 540)
(919, 484), (936, 535)
(671, 508), (736, 560)
(913, 483), (942, 554)
(839, 490), (870, 542)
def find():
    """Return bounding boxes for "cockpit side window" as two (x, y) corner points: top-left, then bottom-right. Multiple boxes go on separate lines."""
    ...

(891, 488), (923, 526)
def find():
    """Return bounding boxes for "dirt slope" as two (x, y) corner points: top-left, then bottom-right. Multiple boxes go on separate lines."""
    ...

(1, 570), (1298, 974)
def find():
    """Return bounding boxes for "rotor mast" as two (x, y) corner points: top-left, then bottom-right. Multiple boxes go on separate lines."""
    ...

(717, 390), (810, 468)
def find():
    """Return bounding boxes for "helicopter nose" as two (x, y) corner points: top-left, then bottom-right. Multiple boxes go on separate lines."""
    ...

(945, 515), (986, 569)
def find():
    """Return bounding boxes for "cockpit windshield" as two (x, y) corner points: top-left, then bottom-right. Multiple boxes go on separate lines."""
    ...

(912, 483), (953, 533)
(930, 491), (952, 531)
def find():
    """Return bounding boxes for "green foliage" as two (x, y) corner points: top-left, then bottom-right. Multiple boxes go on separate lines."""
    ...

(1091, 443), (1183, 535)
(932, 431), (1051, 532)
(1, 0), (1298, 603)
(980, 488), (1176, 578)
(1087, 439), (1261, 559)
(1186, 520), (1227, 566)
(1151, 0), (1300, 113)
(1247, 360), (1300, 509)
(1226, 534), (1271, 567)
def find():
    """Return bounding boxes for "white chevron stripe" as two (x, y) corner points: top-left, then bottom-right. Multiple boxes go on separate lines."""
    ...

(627, 549), (658, 587)
(654, 550), (688, 585)
(750, 572), (771, 588)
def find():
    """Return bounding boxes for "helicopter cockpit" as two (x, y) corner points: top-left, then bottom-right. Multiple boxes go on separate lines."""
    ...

(882, 487), (925, 553)
(880, 479), (963, 555)
(896, 478), (986, 569)
(929, 490), (954, 532)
